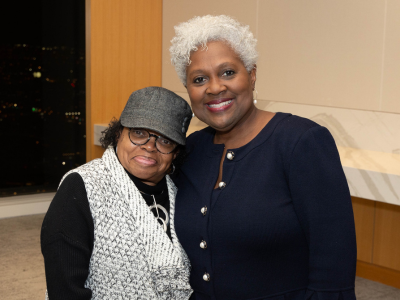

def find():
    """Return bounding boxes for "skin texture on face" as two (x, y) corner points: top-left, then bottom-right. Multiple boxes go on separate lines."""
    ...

(116, 128), (177, 186)
(186, 41), (257, 134)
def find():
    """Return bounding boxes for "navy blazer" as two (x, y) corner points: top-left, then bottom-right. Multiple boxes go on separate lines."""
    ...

(174, 113), (357, 300)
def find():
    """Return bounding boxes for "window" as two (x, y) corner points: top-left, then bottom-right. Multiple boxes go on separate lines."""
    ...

(0, 0), (86, 197)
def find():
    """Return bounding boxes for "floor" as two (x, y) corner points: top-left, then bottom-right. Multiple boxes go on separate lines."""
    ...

(0, 214), (46, 300)
(1, 214), (400, 300)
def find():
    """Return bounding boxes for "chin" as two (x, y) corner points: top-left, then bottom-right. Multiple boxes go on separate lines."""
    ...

(209, 118), (236, 132)
(198, 114), (229, 130)
(135, 170), (153, 179)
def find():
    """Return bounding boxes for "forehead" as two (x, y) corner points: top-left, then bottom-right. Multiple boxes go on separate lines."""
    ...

(187, 41), (243, 70)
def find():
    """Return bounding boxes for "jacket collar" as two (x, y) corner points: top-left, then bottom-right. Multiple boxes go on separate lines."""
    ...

(204, 112), (292, 160)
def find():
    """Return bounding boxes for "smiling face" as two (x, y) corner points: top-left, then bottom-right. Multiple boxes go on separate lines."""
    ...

(186, 41), (256, 132)
(116, 127), (177, 186)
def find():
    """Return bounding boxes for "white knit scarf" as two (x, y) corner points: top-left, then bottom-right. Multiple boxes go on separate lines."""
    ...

(45, 147), (192, 300)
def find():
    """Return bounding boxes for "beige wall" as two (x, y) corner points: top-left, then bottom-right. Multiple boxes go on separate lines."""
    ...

(162, 0), (400, 114)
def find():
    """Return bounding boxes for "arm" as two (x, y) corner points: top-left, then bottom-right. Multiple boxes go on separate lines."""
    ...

(289, 126), (357, 298)
(41, 173), (94, 300)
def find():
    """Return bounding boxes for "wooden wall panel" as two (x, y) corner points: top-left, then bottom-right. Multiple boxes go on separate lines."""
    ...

(351, 197), (400, 288)
(351, 197), (375, 263)
(86, 0), (162, 161)
(357, 261), (400, 290)
(372, 202), (400, 271)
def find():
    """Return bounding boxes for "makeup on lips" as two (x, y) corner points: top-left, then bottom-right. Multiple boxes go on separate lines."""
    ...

(133, 155), (157, 166)
(206, 98), (234, 112)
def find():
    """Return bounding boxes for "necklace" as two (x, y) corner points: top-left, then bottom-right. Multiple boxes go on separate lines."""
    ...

(139, 190), (169, 232)
(138, 189), (164, 196)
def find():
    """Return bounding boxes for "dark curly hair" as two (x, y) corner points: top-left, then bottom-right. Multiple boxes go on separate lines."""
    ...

(100, 118), (123, 149)
(100, 118), (187, 173)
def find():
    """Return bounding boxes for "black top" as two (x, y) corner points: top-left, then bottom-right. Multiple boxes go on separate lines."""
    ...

(41, 167), (170, 300)
(174, 113), (357, 300)
(126, 170), (171, 239)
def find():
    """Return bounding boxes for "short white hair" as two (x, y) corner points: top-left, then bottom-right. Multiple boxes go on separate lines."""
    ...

(170, 15), (258, 85)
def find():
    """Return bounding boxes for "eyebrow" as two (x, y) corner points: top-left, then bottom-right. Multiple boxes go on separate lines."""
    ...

(187, 62), (236, 78)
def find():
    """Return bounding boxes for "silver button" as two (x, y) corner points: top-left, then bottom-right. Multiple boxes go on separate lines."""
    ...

(203, 273), (210, 281)
(200, 240), (207, 249)
(200, 206), (207, 216)
(218, 181), (226, 189)
(227, 151), (235, 160)
(181, 127), (186, 133)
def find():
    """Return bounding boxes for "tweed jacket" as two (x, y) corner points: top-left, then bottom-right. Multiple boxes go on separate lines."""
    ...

(46, 147), (192, 300)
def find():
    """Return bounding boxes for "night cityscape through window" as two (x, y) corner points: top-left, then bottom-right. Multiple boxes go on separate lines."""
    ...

(0, 0), (86, 197)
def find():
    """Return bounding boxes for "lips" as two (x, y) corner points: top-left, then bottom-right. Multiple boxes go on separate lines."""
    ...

(133, 155), (157, 166)
(205, 98), (234, 112)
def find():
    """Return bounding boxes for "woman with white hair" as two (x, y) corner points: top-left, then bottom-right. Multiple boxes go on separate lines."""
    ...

(170, 15), (356, 300)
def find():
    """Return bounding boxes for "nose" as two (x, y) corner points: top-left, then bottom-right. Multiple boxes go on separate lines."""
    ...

(141, 136), (157, 152)
(206, 76), (226, 95)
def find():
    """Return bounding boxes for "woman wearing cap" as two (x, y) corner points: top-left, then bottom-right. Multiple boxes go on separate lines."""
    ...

(170, 15), (357, 300)
(41, 87), (193, 299)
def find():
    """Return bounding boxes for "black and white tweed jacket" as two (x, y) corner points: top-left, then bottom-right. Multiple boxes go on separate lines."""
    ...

(47, 147), (192, 299)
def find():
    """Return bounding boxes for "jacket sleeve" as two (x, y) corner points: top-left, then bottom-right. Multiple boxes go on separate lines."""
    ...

(41, 173), (94, 300)
(288, 126), (357, 300)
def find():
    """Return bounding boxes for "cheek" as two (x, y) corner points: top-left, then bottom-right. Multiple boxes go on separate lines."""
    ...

(187, 87), (202, 104)
(189, 93), (205, 117)
(161, 156), (174, 170)
(117, 136), (127, 154)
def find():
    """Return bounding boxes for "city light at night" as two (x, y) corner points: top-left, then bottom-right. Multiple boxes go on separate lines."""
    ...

(0, 0), (86, 197)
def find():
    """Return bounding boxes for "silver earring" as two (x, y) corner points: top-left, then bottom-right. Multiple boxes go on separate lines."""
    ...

(253, 89), (258, 104)
(192, 113), (195, 118)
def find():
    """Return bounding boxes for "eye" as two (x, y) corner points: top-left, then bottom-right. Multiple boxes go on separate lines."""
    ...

(193, 76), (206, 84)
(135, 130), (144, 135)
(222, 70), (235, 77)
(131, 129), (146, 137)
(158, 137), (174, 146)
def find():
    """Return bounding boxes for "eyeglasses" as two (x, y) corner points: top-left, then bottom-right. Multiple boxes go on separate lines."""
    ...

(128, 128), (178, 154)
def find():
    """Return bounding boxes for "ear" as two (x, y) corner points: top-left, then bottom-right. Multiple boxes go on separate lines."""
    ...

(250, 64), (257, 89)
(117, 127), (123, 140)
(116, 127), (126, 144)
(173, 148), (180, 160)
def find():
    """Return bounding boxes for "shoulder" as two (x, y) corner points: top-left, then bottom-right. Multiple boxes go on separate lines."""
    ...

(59, 172), (86, 192)
(60, 158), (106, 186)
(274, 115), (340, 170)
(272, 113), (328, 148)
(74, 157), (105, 173)
(185, 126), (214, 151)
(267, 114), (337, 170)
(274, 113), (320, 137)
(55, 173), (89, 211)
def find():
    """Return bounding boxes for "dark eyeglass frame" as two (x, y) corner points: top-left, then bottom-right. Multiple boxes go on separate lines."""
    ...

(128, 128), (178, 154)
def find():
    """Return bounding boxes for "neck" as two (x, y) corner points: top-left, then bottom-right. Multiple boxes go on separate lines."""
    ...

(213, 107), (272, 149)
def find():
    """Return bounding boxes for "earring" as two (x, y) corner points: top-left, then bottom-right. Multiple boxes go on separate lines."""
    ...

(168, 163), (176, 175)
(192, 113), (195, 118)
(253, 89), (258, 104)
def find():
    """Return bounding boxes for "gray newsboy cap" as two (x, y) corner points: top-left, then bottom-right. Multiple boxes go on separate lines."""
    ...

(120, 87), (192, 145)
